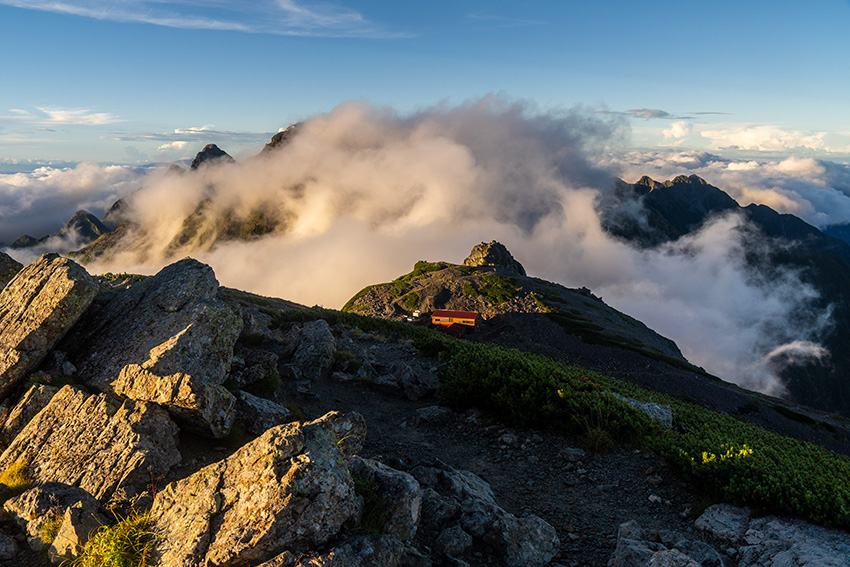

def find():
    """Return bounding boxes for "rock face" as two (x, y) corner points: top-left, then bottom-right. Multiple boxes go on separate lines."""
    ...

(67, 258), (243, 437)
(463, 240), (527, 276)
(4, 483), (103, 552)
(149, 411), (366, 567)
(0, 251), (21, 290)
(262, 123), (301, 155)
(289, 319), (337, 381)
(608, 519), (722, 567)
(695, 504), (850, 567)
(0, 254), (98, 400)
(0, 384), (59, 447)
(411, 459), (559, 567)
(0, 385), (181, 502)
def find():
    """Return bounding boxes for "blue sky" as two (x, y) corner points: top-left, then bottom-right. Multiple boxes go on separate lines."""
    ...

(1, 0), (849, 165)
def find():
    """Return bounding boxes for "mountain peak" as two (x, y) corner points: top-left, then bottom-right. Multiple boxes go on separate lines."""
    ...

(463, 240), (526, 276)
(665, 174), (709, 187)
(262, 123), (301, 154)
(190, 144), (234, 170)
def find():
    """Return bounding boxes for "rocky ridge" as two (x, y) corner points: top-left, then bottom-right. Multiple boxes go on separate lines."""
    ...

(344, 241), (685, 365)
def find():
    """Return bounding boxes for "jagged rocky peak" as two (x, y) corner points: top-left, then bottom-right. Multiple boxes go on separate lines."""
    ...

(664, 174), (709, 187)
(463, 240), (527, 276)
(262, 122), (301, 154)
(59, 210), (110, 241)
(190, 144), (235, 170)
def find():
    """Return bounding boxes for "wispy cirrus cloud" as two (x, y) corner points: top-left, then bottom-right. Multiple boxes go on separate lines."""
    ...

(2, 106), (121, 126)
(0, 0), (401, 38)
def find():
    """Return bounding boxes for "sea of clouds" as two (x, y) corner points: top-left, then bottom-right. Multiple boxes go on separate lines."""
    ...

(3, 96), (849, 396)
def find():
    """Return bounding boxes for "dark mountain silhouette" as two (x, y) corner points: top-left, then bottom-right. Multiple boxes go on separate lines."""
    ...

(606, 174), (850, 416)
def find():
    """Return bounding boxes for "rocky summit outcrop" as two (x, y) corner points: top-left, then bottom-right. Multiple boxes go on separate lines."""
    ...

(0, 254), (98, 400)
(65, 258), (243, 438)
(148, 411), (366, 567)
(0, 252), (21, 290)
(463, 240), (527, 276)
(0, 385), (180, 502)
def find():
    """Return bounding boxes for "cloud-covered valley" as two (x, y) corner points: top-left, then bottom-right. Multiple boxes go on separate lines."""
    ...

(4, 97), (850, 398)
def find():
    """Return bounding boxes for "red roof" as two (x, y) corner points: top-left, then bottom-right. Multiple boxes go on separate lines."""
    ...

(432, 310), (479, 319)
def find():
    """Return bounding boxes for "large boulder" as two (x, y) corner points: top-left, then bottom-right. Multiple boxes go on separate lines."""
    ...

(0, 254), (98, 400)
(149, 411), (366, 567)
(0, 385), (181, 502)
(411, 460), (559, 567)
(0, 251), (22, 290)
(66, 258), (243, 437)
(696, 504), (850, 567)
(349, 457), (422, 541)
(608, 520), (722, 567)
(289, 319), (337, 381)
(3, 482), (104, 552)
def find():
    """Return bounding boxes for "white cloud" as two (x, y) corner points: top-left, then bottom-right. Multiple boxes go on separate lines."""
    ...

(701, 125), (830, 153)
(174, 125), (214, 135)
(2, 106), (121, 126)
(661, 121), (692, 145)
(0, 0), (398, 38)
(0, 163), (147, 243)
(36, 107), (120, 125)
(157, 141), (190, 151)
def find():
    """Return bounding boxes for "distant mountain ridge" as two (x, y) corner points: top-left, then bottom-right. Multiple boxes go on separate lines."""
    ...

(606, 174), (850, 416)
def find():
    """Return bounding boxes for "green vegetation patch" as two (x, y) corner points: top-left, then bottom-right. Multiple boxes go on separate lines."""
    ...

(390, 281), (413, 297)
(478, 274), (519, 304)
(403, 292), (419, 310)
(397, 261), (446, 282)
(462, 283), (480, 298)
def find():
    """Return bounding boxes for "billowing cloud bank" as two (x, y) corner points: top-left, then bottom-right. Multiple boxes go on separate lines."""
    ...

(0, 163), (143, 244)
(5, 97), (850, 397)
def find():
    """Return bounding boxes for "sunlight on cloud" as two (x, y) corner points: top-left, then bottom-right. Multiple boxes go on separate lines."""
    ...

(37, 96), (823, 398)
(701, 125), (828, 152)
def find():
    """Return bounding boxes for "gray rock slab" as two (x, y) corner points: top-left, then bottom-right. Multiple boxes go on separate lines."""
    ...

(0, 254), (98, 400)
(66, 258), (243, 438)
(0, 385), (181, 502)
(0, 384), (59, 447)
(149, 411), (366, 567)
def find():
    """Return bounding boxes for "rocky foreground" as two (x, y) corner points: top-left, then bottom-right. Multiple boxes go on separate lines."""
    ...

(0, 252), (847, 566)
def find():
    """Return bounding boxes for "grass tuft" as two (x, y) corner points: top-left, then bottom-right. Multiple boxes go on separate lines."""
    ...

(67, 512), (157, 567)
(0, 461), (31, 496)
